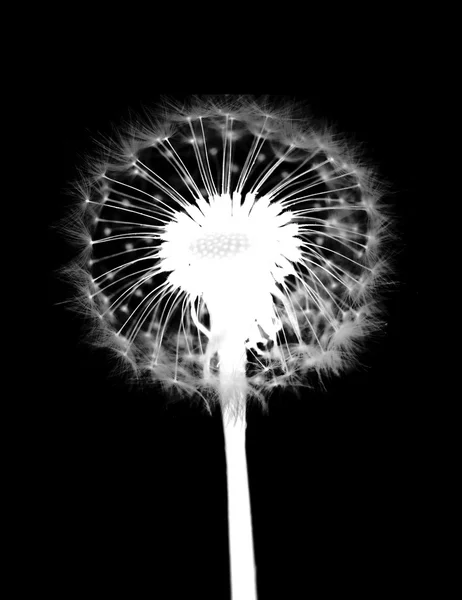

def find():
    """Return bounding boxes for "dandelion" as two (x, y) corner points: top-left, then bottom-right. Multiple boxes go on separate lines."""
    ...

(62, 95), (394, 599)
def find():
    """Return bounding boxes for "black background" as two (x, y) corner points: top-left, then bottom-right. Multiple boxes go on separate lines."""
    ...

(43, 59), (429, 598)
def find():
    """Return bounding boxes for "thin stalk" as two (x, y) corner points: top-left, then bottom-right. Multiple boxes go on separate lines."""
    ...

(219, 341), (257, 600)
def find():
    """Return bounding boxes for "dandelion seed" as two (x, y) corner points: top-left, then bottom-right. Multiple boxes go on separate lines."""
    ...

(61, 95), (394, 600)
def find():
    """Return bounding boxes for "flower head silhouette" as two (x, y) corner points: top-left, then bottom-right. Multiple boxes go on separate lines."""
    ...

(62, 95), (394, 600)
(63, 96), (393, 416)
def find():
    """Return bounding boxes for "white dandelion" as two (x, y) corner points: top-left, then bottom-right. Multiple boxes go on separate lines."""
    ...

(62, 95), (394, 599)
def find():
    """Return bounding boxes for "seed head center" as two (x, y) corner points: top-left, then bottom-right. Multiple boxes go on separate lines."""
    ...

(190, 231), (251, 260)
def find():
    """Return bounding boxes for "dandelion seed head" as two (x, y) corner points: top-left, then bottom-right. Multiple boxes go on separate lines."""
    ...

(62, 95), (394, 410)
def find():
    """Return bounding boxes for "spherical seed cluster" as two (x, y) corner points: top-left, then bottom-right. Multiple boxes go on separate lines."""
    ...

(63, 96), (393, 410)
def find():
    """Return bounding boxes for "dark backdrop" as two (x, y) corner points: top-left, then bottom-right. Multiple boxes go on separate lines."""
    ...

(44, 67), (426, 598)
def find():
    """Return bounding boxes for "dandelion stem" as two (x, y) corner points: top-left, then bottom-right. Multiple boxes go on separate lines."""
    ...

(222, 405), (257, 600)
(220, 342), (257, 600)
